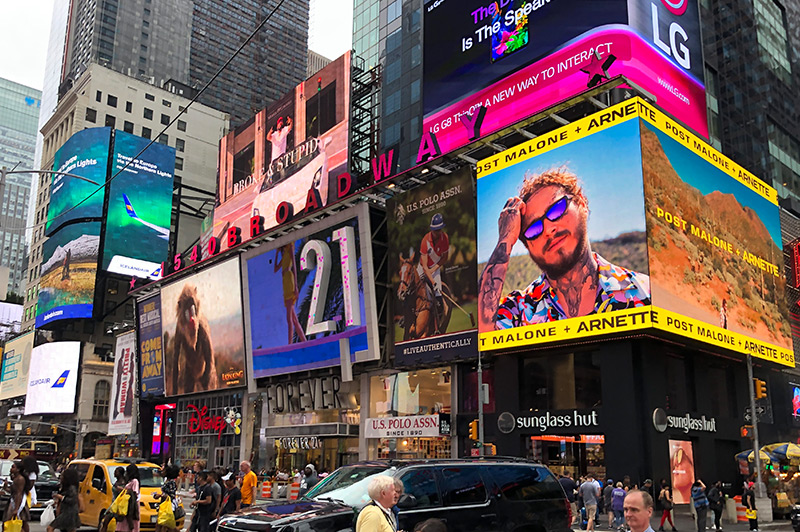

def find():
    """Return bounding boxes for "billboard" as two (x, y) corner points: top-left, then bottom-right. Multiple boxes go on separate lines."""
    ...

(422, 1), (706, 159)
(103, 130), (175, 279)
(138, 295), (165, 397)
(109, 331), (136, 435)
(476, 98), (793, 367)
(0, 331), (33, 400)
(242, 204), (380, 378)
(46, 127), (111, 235)
(160, 258), (246, 396)
(36, 221), (101, 327)
(214, 52), (352, 252)
(24, 341), (81, 415)
(387, 168), (479, 364)
(669, 439), (695, 504)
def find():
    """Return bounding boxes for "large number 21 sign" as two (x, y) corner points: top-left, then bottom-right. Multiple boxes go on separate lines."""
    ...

(299, 226), (360, 336)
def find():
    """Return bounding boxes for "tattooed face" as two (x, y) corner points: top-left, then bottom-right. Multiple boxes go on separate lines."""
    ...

(521, 184), (589, 278)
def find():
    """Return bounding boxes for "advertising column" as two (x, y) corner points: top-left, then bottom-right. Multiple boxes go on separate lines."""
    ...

(109, 331), (137, 437)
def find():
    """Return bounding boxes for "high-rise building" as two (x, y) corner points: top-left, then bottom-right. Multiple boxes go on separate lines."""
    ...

(21, 64), (228, 331)
(307, 50), (332, 78)
(0, 78), (41, 298)
(189, 0), (310, 127)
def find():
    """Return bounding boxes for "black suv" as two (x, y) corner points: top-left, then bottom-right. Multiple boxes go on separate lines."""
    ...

(217, 458), (571, 532)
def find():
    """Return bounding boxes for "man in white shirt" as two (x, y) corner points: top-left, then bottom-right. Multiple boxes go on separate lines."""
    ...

(268, 116), (292, 163)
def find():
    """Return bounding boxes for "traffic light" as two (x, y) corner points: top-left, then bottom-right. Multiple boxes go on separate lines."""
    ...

(741, 425), (755, 439)
(754, 378), (767, 399)
(468, 419), (479, 441)
(25, 427), (31, 435)
(766, 464), (774, 471)
(5, 422), (10, 432)
(51, 424), (57, 435)
(317, 77), (322, 92)
(485, 443), (497, 456)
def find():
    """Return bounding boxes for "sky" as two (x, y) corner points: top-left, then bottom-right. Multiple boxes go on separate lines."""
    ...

(0, 0), (353, 91)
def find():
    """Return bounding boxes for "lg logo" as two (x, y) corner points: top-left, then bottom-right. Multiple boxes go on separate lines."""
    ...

(661, 0), (688, 16)
(652, 0), (692, 70)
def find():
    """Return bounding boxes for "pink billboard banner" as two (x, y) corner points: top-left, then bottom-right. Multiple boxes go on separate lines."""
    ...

(423, 26), (708, 156)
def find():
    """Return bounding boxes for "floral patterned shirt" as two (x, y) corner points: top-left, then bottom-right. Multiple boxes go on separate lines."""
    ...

(495, 253), (651, 327)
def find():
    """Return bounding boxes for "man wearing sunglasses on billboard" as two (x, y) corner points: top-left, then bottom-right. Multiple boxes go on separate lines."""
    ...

(478, 167), (650, 330)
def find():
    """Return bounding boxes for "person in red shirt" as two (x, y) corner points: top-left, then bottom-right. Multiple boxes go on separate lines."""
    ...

(417, 213), (450, 325)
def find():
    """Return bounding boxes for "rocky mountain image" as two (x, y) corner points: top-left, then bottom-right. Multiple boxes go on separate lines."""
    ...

(41, 234), (100, 275)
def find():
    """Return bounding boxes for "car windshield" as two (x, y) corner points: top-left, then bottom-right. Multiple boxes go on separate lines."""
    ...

(136, 467), (164, 488)
(37, 462), (57, 480)
(303, 465), (394, 508)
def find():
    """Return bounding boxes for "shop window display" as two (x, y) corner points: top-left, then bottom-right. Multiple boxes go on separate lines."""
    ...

(526, 435), (606, 480)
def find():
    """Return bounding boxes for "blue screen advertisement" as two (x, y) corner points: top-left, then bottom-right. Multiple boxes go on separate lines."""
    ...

(137, 295), (165, 397)
(103, 131), (175, 279)
(46, 127), (111, 236)
(243, 206), (379, 378)
(36, 221), (101, 327)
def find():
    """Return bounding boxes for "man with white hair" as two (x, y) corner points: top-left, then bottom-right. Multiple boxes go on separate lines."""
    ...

(239, 460), (258, 508)
(356, 475), (397, 532)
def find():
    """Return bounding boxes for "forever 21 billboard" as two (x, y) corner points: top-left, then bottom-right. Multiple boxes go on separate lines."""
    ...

(242, 204), (380, 379)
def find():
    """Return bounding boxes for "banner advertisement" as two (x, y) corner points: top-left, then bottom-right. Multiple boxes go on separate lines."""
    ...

(160, 258), (246, 396)
(138, 295), (165, 397)
(476, 98), (793, 367)
(214, 52), (351, 252)
(46, 127), (111, 235)
(423, 1), (706, 163)
(0, 332), (33, 400)
(36, 221), (101, 327)
(364, 415), (442, 439)
(669, 439), (695, 504)
(243, 204), (380, 379)
(387, 168), (479, 364)
(109, 331), (136, 435)
(103, 130), (175, 279)
(25, 341), (81, 415)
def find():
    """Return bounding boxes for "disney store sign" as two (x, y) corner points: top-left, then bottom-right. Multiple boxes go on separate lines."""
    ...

(187, 404), (242, 440)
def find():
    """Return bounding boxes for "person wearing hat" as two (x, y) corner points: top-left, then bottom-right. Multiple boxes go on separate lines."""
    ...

(299, 464), (320, 497)
(743, 481), (757, 532)
(417, 213), (450, 331)
(219, 473), (241, 517)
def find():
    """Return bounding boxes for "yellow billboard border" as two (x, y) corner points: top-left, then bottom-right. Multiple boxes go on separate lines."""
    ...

(478, 306), (794, 367)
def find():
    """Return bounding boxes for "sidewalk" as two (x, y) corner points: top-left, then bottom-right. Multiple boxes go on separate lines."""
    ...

(577, 509), (793, 532)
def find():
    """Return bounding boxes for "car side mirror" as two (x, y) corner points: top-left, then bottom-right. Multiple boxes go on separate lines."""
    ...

(396, 494), (417, 509)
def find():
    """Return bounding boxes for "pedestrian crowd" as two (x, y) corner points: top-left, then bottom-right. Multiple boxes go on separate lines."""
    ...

(558, 472), (731, 532)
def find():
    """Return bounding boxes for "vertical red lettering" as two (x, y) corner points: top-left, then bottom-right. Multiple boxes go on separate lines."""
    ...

(460, 105), (487, 141)
(207, 237), (219, 257)
(304, 187), (322, 214)
(416, 131), (442, 164)
(250, 215), (265, 238)
(227, 226), (242, 248)
(371, 150), (395, 182)
(337, 172), (353, 198)
(173, 253), (183, 271)
(276, 202), (294, 225)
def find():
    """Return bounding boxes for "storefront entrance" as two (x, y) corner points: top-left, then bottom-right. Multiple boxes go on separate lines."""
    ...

(526, 434), (606, 479)
(273, 436), (359, 474)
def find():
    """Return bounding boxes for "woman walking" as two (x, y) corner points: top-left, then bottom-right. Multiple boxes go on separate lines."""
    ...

(155, 465), (180, 532)
(47, 467), (81, 532)
(658, 480), (677, 532)
(116, 464), (141, 532)
(5, 461), (31, 532)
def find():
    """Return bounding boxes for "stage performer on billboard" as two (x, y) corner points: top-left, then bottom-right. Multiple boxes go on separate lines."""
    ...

(267, 116), (292, 163)
(478, 167), (650, 330)
(275, 243), (306, 344)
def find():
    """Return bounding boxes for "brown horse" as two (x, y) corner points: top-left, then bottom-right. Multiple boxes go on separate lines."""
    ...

(397, 250), (452, 340)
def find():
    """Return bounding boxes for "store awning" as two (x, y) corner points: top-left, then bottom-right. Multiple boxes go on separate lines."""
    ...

(735, 448), (776, 463)
(263, 423), (359, 438)
(762, 442), (800, 461)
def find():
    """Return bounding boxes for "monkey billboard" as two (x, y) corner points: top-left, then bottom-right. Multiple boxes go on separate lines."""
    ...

(109, 330), (136, 435)
(137, 295), (164, 397)
(160, 258), (246, 396)
(242, 204), (380, 378)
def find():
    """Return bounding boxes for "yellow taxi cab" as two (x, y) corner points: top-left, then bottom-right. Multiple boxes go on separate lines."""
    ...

(67, 458), (185, 531)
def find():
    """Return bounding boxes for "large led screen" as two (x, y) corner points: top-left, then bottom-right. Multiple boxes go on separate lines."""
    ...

(46, 127), (111, 235)
(25, 341), (81, 415)
(214, 52), (351, 252)
(0, 331), (33, 400)
(160, 258), (246, 396)
(422, 1), (707, 160)
(242, 204), (380, 378)
(138, 295), (165, 397)
(476, 98), (793, 367)
(36, 222), (101, 327)
(387, 168), (479, 364)
(103, 130), (175, 279)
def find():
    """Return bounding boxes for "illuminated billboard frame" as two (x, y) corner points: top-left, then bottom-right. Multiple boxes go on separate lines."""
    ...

(241, 203), (380, 379)
(0, 331), (33, 400)
(476, 97), (793, 367)
(25, 341), (81, 415)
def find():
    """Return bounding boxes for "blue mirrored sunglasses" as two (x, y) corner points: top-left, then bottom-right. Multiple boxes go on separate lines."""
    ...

(523, 196), (571, 240)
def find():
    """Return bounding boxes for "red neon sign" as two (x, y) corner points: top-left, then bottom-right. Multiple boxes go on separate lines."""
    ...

(187, 404), (227, 440)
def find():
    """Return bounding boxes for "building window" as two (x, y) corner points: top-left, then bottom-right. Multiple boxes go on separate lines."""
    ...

(105, 114), (116, 128)
(123, 121), (134, 133)
(85, 108), (97, 123)
(145, 93), (155, 101)
(175, 138), (185, 152)
(158, 133), (168, 145)
(177, 120), (186, 131)
(125, 101), (132, 113)
(142, 126), (151, 139)
(387, 0), (401, 22)
(161, 113), (170, 125)
(175, 156), (183, 170)
(107, 94), (118, 107)
(96, 90), (102, 102)
(754, 0), (792, 83)
(144, 107), (153, 120)
(92, 380), (111, 420)
(520, 351), (602, 411)
(162, 99), (172, 108)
